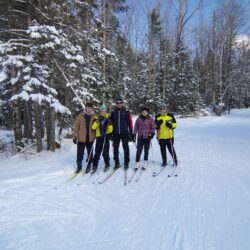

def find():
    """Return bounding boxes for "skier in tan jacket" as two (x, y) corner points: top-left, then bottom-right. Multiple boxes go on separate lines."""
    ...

(73, 102), (96, 173)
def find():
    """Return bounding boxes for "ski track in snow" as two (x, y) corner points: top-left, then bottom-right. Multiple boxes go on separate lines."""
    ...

(1, 109), (250, 250)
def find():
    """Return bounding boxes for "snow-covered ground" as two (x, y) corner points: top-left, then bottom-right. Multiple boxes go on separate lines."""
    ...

(1, 109), (250, 250)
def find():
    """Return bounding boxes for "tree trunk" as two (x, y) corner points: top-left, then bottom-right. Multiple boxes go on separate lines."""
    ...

(162, 37), (167, 102)
(45, 106), (55, 151)
(102, 0), (106, 103)
(23, 100), (33, 139)
(49, 107), (55, 152)
(34, 103), (43, 152)
(218, 10), (227, 116)
(212, 8), (217, 108)
(12, 99), (22, 147)
(11, 65), (23, 147)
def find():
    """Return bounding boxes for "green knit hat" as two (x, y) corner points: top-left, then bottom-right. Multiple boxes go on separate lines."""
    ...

(100, 104), (107, 112)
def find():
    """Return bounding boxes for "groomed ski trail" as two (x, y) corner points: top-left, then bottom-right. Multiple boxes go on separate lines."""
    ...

(1, 109), (250, 250)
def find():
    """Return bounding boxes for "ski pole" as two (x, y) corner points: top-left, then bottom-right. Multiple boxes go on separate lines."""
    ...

(167, 127), (176, 167)
(150, 139), (155, 163)
(85, 138), (96, 170)
(98, 121), (110, 168)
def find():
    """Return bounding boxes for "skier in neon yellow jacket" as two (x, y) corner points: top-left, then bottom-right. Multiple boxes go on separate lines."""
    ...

(91, 105), (113, 173)
(155, 104), (178, 167)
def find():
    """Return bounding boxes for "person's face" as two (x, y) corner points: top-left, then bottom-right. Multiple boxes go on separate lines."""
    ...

(141, 110), (148, 116)
(86, 106), (93, 114)
(101, 110), (107, 117)
(116, 101), (123, 108)
(160, 107), (167, 114)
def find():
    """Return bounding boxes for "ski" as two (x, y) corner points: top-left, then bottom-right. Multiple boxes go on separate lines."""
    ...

(168, 166), (178, 178)
(76, 172), (90, 186)
(97, 168), (119, 184)
(152, 161), (172, 177)
(54, 170), (82, 189)
(65, 171), (82, 183)
(135, 169), (145, 182)
(88, 170), (98, 178)
(128, 169), (138, 183)
(152, 167), (165, 177)
(124, 169), (128, 186)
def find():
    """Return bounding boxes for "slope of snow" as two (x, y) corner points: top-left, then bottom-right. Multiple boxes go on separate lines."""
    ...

(1, 109), (250, 250)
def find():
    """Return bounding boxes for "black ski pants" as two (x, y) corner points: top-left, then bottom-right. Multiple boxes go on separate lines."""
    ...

(113, 134), (130, 165)
(76, 141), (93, 167)
(136, 137), (150, 162)
(159, 138), (177, 164)
(93, 135), (110, 168)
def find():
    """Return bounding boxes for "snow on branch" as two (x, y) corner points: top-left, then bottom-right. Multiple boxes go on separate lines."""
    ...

(0, 71), (8, 83)
(102, 48), (111, 55)
(53, 59), (85, 109)
(11, 91), (30, 101)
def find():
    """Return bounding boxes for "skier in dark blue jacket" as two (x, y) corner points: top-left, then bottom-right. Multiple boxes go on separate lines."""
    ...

(110, 97), (134, 170)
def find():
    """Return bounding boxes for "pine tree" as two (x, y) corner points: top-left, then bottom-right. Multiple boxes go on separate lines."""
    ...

(166, 42), (200, 115)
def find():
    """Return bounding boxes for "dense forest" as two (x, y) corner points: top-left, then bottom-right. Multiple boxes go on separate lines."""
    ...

(0, 0), (249, 152)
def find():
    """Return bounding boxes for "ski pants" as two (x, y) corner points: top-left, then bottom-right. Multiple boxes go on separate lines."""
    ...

(93, 135), (110, 167)
(159, 138), (177, 164)
(113, 134), (130, 165)
(76, 140), (93, 167)
(136, 137), (150, 162)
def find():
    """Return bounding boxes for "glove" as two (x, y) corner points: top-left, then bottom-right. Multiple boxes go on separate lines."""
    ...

(132, 134), (136, 142)
(166, 121), (173, 129)
(110, 133), (114, 141)
(73, 137), (78, 144)
(128, 134), (136, 142)
(156, 119), (163, 126)
(107, 118), (112, 125)
(149, 133), (154, 140)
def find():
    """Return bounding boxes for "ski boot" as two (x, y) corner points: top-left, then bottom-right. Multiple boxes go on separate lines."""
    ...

(142, 161), (148, 170)
(85, 164), (91, 174)
(134, 162), (140, 171)
(174, 159), (178, 167)
(124, 164), (129, 170)
(75, 164), (82, 173)
(104, 165), (110, 172)
(114, 163), (121, 170)
(91, 165), (97, 175)
(162, 160), (167, 167)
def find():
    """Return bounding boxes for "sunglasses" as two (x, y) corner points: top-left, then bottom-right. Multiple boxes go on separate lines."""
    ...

(160, 108), (166, 110)
(116, 102), (123, 104)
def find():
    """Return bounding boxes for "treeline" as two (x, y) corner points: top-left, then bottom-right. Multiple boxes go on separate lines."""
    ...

(0, 0), (249, 152)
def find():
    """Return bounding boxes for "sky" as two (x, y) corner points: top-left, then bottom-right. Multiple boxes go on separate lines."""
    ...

(121, 0), (250, 50)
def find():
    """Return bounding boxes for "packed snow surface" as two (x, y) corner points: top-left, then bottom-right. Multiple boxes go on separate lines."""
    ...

(1, 109), (250, 250)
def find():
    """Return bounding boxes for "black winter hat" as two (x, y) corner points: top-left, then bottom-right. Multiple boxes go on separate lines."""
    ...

(140, 107), (149, 113)
(116, 97), (123, 103)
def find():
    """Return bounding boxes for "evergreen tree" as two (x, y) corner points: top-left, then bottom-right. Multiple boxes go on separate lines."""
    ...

(166, 42), (201, 115)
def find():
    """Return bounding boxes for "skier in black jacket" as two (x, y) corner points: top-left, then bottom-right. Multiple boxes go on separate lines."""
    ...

(110, 97), (134, 170)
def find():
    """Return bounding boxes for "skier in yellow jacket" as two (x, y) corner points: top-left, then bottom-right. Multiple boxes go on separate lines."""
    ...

(155, 103), (178, 167)
(91, 105), (113, 173)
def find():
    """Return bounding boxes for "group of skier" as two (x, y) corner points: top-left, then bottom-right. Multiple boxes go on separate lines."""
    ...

(73, 98), (178, 175)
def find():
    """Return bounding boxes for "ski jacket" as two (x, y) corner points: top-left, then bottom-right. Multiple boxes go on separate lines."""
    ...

(155, 113), (177, 139)
(74, 113), (96, 142)
(134, 115), (155, 139)
(92, 114), (113, 138)
(111, 106), (133, 135)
